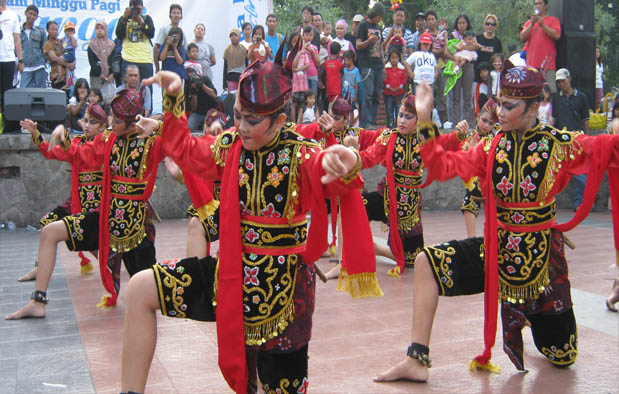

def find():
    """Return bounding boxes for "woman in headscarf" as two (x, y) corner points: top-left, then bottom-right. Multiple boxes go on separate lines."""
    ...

(88, 20), (116, 105)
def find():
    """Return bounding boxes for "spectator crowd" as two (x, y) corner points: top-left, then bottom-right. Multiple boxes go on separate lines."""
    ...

(0, 0), (617, 134)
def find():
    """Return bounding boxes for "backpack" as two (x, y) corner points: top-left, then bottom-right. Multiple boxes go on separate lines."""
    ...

(110, 38), (123, 80)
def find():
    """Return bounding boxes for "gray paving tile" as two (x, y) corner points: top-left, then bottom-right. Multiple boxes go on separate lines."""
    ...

(17, 352), (90, 379)
(18, 334), (83, 357)
(18, 320), (79, 341)
(0, 325), (19, 343)
(15, 371), (95, 394)
(0, 378), (17, 394)
(0, 341), (18, 360)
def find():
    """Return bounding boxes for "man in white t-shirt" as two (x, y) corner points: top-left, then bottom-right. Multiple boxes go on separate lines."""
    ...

(153, 3), (187, 73)
(406, 33), (437, 86)
(0, 0), (23, 115)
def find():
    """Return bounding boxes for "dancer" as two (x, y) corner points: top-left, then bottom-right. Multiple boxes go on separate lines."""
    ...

(8, 90), (165, 321)
(120, 48), (382, 394)
(7, 105), (109, 319)
(297, 97), (381, 271)
(374, 62), (619, 383)
(358, 94), (461, 276)
(456, 98), (499, 238)
(17, 106), (108, 282)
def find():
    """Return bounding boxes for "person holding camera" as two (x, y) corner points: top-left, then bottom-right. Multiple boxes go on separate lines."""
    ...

(247, 24), (272, 63)
(356, 2), (385, 128)
(158, 27), (186, 79)
(153, 4), (186, 73)
(115, 0), (155, 85)
(185, 66), (218, 130)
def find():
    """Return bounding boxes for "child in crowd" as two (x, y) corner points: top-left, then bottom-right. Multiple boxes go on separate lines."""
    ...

(341, 50), (361, 123)
(438, 18), (449, 35)
(322, 21), (332, 39)
(302, 89), (319, 124)
(406, 32), (437, 88)
(453, 31), (478, 74)
(300, 26), (320, 96)
(62, 22), (77, 89)
(490, 53), (504, 96)
(77, 88), (106, 130)
(383, 50), (407, 128)
(184, 43), (203, 76)
(383, 25), (406, 57)
(291, 31), (308, 124)
(223, 28), (247, 92)
(324, 41), (343, 103)
(473, 61), (492, 115)
(538, 84), (554, 125)
(247, 24), (272, 62)
(67, 78), (89, 132)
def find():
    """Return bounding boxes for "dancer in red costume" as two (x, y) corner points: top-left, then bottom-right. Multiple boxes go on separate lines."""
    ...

(374, 62), (619, 383)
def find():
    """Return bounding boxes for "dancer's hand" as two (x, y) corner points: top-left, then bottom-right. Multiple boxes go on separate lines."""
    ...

(135, 115), (160, 138)
(455, 120), (469, 139)
(610, 118), (619, 135)
(205, 120), (223, 136)
(142, 71), (183, 96)
(318, 111), (334, 132)
(48, 124), (67, 151)
(343, 135), (359, 150)
(19, 119), (38, 134)
(414, 82), (434, 123)
(321, 144), (358, 184)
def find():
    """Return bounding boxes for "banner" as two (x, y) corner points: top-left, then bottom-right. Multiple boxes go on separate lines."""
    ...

(7, 0), (272, 111)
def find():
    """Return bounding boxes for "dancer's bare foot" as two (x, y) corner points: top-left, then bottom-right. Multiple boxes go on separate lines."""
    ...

(373, 357), (428, 383)
(606, 279), (619, 312)
(17, 267), (37, 282)
(325, 262), (341, 280)
(5, 300), (46, 320)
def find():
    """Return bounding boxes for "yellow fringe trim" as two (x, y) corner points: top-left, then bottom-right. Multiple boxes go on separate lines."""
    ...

(469, 359), (501, 373)
(616, 250), (618, 268)
(110, 227), (146, 253)
(329, 244), (337, 256)
(196, 199), (220, 223)
(96, 295), (117, 308)
(80, 262), (93, 274)
(387, 266), (401, 278)
(336, 267), (384, 298)
(499, 264), (549, 304)
(244, 301), (295, 346)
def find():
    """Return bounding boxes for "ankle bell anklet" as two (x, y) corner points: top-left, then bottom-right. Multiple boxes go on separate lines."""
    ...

(31, 290), (48, 304)
(407, 342), (432, 368)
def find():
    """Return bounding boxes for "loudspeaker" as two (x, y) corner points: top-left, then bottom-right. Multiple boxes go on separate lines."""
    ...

(549, 0), (594, 33)
(555, 32), (596, 109)
(3, 88), (67, 122)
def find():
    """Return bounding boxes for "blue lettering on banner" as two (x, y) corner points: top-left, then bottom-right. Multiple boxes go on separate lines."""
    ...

(235, 0), (261, 29)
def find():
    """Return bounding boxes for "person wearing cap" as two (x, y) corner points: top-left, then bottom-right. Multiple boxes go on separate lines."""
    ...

(116, 0), (155, 89)
(382, 6), (415, 56)
(409, 12), (426, 50)
(19, 4), (47, 88)
(119, 42), (382, 392)
(345, 14), (364, 53)
(375, 63), (619, 383)
(520, 0), (561, 93)
(406, 32), (437, 88)
(6, 104), (110, 319)
(552, 68), (590, 211)
(357, 1), (386, 128)
(223, 27), (248, 92)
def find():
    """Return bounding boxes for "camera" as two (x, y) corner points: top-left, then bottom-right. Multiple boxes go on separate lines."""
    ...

(131, 6), (140, 18)
(190, 73), (202, 86)
(171, 34), (178, 44)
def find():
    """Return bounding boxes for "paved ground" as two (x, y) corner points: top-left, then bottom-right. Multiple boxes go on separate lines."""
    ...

(1, 210), (617, 394)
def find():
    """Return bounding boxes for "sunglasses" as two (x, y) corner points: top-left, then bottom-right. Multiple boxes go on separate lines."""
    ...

(485, 22), (497, 27)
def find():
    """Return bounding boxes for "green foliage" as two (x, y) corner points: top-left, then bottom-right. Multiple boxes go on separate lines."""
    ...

(273, 0), (347, 37)
(594, 1), (618, 91)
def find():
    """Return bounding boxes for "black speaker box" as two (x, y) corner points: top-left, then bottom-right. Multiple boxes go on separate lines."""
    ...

(555, 32), (596, 109)
(549, 0), (594, 33)
(3, 88), (67, 122)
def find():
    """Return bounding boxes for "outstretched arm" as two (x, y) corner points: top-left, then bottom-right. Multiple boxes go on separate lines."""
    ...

(142, 71), (221, 179)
